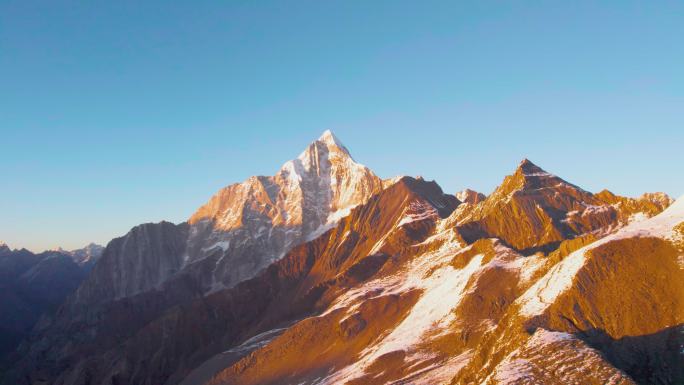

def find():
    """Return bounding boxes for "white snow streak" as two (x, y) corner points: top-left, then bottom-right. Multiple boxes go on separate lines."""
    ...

(397, 199), (440, 227)
(320, 230), (479, 384)
(518, 194), (684, 317)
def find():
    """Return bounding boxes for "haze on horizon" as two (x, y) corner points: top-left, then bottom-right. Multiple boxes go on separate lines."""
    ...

(2, 0), (683, 252)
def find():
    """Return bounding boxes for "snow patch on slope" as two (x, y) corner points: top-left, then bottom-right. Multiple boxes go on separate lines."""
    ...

(487, 244), (545, 284)
(320, 229), (480, 383)
(370, 253), (483, 357)
(222, 327), (288, 355)
(397, 199), (440, 227)
(393, 351), (472, 385)
(489, 329), (633, 385)
(518, 194), (684, 317)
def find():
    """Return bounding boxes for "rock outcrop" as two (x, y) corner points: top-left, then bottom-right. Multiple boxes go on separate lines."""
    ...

(455, 188), (486, 205)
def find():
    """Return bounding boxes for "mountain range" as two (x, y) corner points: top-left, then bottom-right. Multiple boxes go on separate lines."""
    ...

(0, 242), (103, 363)
(2, 131), (682, 385)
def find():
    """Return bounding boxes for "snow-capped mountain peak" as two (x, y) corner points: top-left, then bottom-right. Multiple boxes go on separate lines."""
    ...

(317, 129), (345, 148)
(295, 129), (353, 167)
(174, 131), (382, 293)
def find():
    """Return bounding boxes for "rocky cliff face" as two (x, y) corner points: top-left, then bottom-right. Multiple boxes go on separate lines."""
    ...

(455, 188), (486, 205)
(72, 221), (189, 305)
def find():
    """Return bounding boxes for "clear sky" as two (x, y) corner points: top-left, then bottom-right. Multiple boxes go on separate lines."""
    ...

(2, 1), (683, 252)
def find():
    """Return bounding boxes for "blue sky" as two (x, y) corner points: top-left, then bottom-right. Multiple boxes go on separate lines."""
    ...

(2, 1), (683, 251)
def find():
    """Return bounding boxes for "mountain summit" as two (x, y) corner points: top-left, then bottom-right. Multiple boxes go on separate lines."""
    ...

(184, 130), (382, 292)
(70, 131), (382, 305)
(517, 157), (547, 174)
(0, 241), (10, 255)
(190, 129), (375, 230)
(316, 129), (347, 150)
(451, 159), (672, 251)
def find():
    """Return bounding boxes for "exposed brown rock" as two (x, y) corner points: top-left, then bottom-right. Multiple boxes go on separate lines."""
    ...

(452, 159), (670, 253)
(453, 212), (683, 385)
(485, 329), (637, 385)
(538, 237), (684, 385)
(207, 291), (421, 385)
(456, 189), (486, 205)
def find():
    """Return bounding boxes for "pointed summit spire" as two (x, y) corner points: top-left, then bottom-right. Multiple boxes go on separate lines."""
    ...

(484, 159), (571, 203)
(296, 130), (352, 162)
(316, 129), (351, 155)
(515, 158), (550, 177)
(318, 129), (343, 146)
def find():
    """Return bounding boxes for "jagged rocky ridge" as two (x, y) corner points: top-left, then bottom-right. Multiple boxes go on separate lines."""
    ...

(0, 244), (98, 365)
(4, 132), (682, 385)
(55, 243), (105, 271)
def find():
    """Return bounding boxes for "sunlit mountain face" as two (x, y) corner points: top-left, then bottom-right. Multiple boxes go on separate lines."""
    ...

(2, 132), (682, 385)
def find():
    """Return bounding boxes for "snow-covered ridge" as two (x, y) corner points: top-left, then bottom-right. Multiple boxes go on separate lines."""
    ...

(320, 230), (472, 383)
(489, 329), (633, 385)
(518, 194), (684, 317)
(46, 243), (105, 266)
(320, 226), (551, 383)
